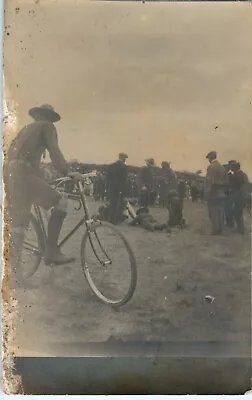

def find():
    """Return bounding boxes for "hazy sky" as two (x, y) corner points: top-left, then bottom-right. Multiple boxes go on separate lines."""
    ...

(4, 1), (252, 176)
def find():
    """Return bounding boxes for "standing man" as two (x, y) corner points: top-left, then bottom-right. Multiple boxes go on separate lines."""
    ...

(224, 160), (237, 228)
(158, 162), (168, 208)
(161, 161), (178, 194)
(106, 152), (128, 224)
(160, 161), (181, 226)
(138, 158), (158, 207)
(226, 161), (249, 234)
(204, 151), (228, 235)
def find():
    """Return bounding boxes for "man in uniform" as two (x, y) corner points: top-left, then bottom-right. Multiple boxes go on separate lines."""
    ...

(204, 151), (228, 235)
(106, 152), (128, 224)
(4, 104), (77, 287)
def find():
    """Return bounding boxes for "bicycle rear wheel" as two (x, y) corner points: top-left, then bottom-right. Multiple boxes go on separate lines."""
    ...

(22, 215), (44, 279)
(81, 221), (137, 307)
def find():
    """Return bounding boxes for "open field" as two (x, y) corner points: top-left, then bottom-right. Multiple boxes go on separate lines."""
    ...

(14, 199), (251, 356)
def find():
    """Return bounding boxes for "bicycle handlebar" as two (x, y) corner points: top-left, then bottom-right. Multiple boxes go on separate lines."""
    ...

(54, 171), (97, 185)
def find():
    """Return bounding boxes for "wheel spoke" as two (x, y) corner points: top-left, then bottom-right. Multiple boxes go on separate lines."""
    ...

(88, 231), (110, 265)
(81, 222), (137, 306)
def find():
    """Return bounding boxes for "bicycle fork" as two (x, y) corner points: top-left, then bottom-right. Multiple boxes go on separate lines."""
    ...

(77, 181), (112, 267)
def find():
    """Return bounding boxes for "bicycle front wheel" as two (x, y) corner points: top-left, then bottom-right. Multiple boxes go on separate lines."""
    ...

(81, 221), (137, 307)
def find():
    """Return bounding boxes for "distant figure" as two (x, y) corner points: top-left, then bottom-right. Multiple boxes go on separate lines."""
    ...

(160, 162), (185, 226)
(185, 181), (191, 200)
(130, 207), (169, 232)
(157, 161), (177, 208)
(204, 151), (228, 235)
(177, 180), (186, 206)
(225, 161), (249, 234)
(157, 165), (167, 208)
(167, 190), (186, 228)
(94, 172), (106, 201)
(138, 158), (159, 207)
(161, 161), (178, 192)
(106, 152), (128, 224)
(127, 173), (139, 199)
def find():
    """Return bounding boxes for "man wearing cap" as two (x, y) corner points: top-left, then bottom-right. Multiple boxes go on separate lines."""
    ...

(106, 152), (128, 224)
(4, 104), (77, 286)
(204, 151), (228, 235)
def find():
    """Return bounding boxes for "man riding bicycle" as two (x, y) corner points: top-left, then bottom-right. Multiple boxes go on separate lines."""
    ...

(5, 104), (78, 285)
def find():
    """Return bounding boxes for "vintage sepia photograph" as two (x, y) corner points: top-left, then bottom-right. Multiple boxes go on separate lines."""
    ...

(2, 0), (252, 394)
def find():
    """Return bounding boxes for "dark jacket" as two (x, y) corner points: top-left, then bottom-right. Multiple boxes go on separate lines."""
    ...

(106, 160), (127, 198)
(229, 170), (250, 197)
(139, 166), (159, 192)
(161, 168), (178, 193)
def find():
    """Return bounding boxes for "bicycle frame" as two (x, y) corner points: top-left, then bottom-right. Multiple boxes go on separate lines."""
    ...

(32, 179), (111, 265)
(32, 180), (90, 248)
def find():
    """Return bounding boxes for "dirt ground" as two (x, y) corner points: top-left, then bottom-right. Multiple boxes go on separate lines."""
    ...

(13, 199), (251, 356)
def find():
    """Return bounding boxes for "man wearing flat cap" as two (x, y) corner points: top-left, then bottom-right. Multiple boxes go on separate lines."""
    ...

(106, 152), (128, 224)
(4, 104), (77, 286)
(204, 151), (228, 235)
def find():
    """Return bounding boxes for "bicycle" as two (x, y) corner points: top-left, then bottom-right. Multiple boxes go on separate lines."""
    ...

(21, 172), (137, 307)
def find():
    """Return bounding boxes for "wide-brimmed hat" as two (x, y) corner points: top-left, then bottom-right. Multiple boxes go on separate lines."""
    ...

(29, 104), (61, 123)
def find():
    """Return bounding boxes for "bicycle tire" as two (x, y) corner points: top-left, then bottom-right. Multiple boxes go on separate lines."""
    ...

(22, 214), (44, 279)
(80, 221), (137, 307)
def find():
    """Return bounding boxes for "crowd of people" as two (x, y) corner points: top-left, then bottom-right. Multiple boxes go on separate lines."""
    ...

(91, 160), (204, 208)
(44, 150), (251, 235)
(93, 151), (251, 235)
